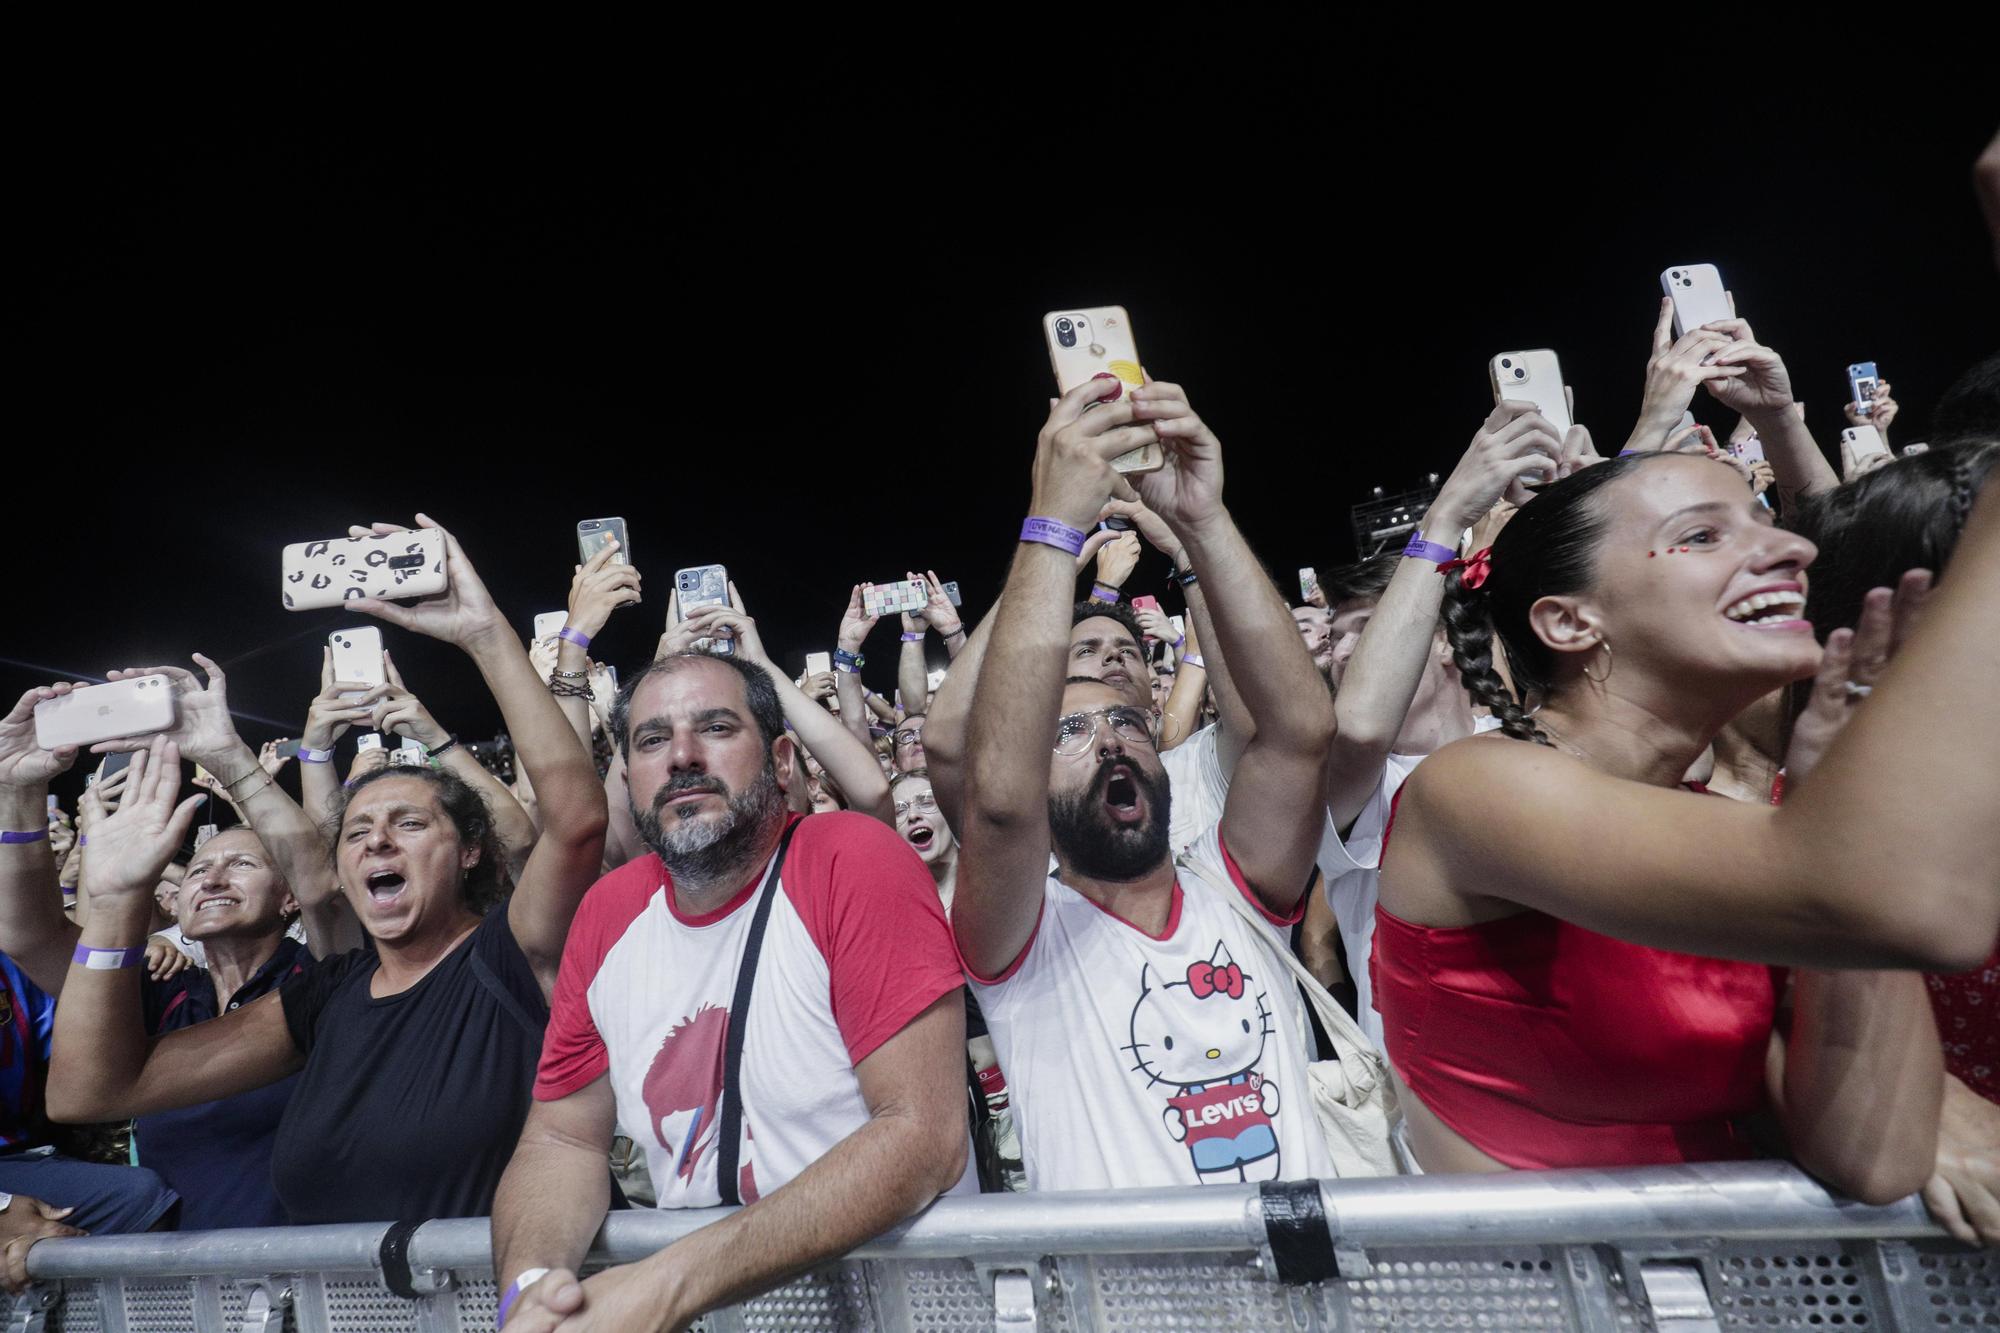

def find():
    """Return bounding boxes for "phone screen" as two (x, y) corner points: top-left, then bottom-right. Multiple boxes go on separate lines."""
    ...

(99, 751), (135, 781)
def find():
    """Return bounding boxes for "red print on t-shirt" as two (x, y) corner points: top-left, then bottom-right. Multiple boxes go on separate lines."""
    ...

(644, 1005), (729, 1183)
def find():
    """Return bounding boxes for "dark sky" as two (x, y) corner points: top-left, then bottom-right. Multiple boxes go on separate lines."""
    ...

(18, 54), (1999, 800)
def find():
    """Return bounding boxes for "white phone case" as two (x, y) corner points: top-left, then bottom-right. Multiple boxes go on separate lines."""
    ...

(805, 652), (832, 677)
(1042, 305), (1162, 474)
(33, 677), (176, 750)
(1488, 349), (1574, 435)
(327, 627), (386, 699)
(1842, 425), (1891, 465)
(282, 531), (447, 611)
(356, 732), (384, 753)
(532, 611), (567, 644)
(1661, 264), (1731, 338)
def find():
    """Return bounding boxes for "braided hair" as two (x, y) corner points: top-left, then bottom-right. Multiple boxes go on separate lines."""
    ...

(1441, 454), (1680, 744)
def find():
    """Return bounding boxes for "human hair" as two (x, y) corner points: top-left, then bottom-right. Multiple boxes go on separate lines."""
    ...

(327, 765), (508, 913)
(1931, 351), (2000, 446)
(1441, 454), (1680, 744)
(1071, 600), (1146, 649)
(890, 767), (931, 793)
(609, 651), (786, 759)
(1789, 440), (1999, 646)
(1320, 553), (1399, 606)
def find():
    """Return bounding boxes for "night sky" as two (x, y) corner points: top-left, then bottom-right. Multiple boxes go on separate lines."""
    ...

(18, 54), (1998, 802)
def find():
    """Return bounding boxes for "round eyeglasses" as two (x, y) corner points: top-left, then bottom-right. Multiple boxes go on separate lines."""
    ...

(1052, 705), (1157, 757)
(894, 790), (939, 820)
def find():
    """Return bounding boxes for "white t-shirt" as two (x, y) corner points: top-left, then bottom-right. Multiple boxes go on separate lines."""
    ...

(1161, 723), (1228, 856)
(1317, 717), (1502, 1050)
(972, 825), (1335, 1191)
(537, 813), (975, 1207)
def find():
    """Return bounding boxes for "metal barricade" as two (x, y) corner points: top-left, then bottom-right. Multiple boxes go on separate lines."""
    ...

(7, 1162), (1994, 1331)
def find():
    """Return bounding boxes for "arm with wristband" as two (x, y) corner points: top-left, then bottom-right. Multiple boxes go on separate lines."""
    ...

(832, 585), (879, 748)
(1158, 613), (1206, 751)
(553, 541), (640, 755)
(895, 572), (936, 725)
(1325, 402), (1565, 832)
(0, 686), (86, 995)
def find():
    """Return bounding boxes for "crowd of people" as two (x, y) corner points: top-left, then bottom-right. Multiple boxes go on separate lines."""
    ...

(3, 166), (1998, 1331)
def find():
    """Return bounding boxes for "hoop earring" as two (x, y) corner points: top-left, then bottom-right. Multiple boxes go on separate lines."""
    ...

(1582, 640), (1613, 684)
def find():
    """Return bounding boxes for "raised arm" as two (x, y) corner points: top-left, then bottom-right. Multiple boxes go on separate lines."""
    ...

(895, 574), (936, 719)
(352, 516), (607, 996)
(1698, 314), (1839, 504)
(1129, 381), (1334, 916)
(953, 381), (1157, 977)
(1392, 476), (2000, 968)
(831, 585), (880, 748)
(1326, 403), (1563, 830)
(1156, 614), (1207, 751)
(46, 737), (303, 1123)
(0, 687), (85, 994)
(550, 541), (641, 759)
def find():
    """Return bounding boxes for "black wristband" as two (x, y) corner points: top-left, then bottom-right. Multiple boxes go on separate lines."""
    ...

(427, 735), (459, 760)
(1174, 566), (1199, 588)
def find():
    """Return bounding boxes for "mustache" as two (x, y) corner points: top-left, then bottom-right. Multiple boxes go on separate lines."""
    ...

(650, 773), (730, 813)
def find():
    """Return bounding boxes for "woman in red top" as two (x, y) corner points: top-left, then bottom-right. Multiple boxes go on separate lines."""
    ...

(1376, 419), (2000, 1203)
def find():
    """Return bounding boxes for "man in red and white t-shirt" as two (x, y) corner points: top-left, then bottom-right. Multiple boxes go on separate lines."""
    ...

(491, 652), (969, 1332)
(950, 377), (1342, 1191)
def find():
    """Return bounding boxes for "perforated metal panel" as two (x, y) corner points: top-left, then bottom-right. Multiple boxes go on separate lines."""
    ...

(1344, 1247), (1575, 1330)
(50, 1282), (101, 1333)
(119, 1277), (199, 1333)
(1083, 1251), (1299, 1330)
(732, 1262), (877, 1330)
(1713, 1241), (1881, 1328)
(1915, 1245), (2000, 1328)
(889, 1260), (1008, 1331)
(321, 1272), (418, 1333)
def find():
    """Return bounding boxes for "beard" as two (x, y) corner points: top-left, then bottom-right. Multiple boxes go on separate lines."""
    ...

(633, 761), (786, 884)
(1048, 758), (1172, 882)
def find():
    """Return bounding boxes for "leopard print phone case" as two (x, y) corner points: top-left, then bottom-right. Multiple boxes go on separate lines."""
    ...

(280, 530), (448, 611)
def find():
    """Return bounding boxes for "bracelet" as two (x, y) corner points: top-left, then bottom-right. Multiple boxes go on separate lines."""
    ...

(72, 943), (146, 971)
(833, 649), (865, 673)
(1171, 634), (1186, 651)
(557, 626), (592, 650)
(548, 667), (589, 681)
(0, 829), (48, 846)
(1020, 516), (1088, 557)
(427, 735), (460, 760)
(945, 626), (966, 640)
(899, 631), (924, 642)
(1402, 531), (1459, 565)
(297, 745), (334, 764)
(1181, 653), (1207, 670)
(547, 679), (594, 700)
(497, 1267), (551, 1328)
(1174, 566), (1199, 588)
(1089, 583), (1122, 603)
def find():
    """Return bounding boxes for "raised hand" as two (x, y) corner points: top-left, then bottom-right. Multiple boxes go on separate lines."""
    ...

(1785, 569), (1933, 784)
(1430, 401), (1566, 532)
(1627, 298), (1744, 449)
(1032, 375), (1164, 531)
(680, 603), (769, 668)
(837, 584), (881, 655)
(76, 736), (204, 906)
(919, 570), (963, 639)
(1844, 381), (1900, 434)
(47, 807), (76, 862)
(1697, 317), (1797, 419)
(99, 656), (240, 767)
(802, 671), (838, 704)
(304, 648), (379, 752)
(145, 935), (194, 982)
(1126, 380), (1224, 538)
(1093, 531), (1142, 591)
(1132, 604), (1177, 645)
(0, 686), (85, 787)
(567, 540), (643, 641)
(900, 570), (933, 635)
(258, 739), (294, 779)
(1097, 495), (1189, 568)
(370, 651), (451, 749)
(348, 515), (507, 649)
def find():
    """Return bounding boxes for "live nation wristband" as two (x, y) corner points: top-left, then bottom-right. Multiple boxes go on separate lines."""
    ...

(1402, 531), (1458, 565)
(72, 944), (145, 970)
(1090, 583), (1122, 603)
(1020, 516), (1088, 557)
(557, 626), (592, 651)
(900, 631), (924, 642)
(296, 746), (334, 764)
(0, 829), (48, 845)
(498, 1268), (551, 1327)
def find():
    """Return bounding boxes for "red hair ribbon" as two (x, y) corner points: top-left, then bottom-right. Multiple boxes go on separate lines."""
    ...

(1439, 547), (1494, 590)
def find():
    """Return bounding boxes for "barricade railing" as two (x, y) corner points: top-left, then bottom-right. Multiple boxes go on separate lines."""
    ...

(6, 1162), (1993, 1330)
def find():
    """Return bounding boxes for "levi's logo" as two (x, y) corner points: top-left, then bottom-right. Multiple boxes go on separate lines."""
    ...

(1190, 1094), (1261, 1126)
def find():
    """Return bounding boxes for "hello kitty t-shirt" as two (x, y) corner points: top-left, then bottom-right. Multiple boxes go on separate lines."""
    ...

(969, 825), (1335, 1191)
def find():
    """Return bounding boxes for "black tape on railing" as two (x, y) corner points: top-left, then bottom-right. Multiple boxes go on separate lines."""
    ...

(378, 1220), (424, 1299)
(1259, 1180), (1339, 1285)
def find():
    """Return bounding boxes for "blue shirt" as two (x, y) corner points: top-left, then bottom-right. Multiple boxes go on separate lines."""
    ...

(0, 954), (56, 1151)
(137, 938), (311, 1230)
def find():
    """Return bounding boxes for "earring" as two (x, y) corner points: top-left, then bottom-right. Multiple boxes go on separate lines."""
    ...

(1582, 640), (1614, 684)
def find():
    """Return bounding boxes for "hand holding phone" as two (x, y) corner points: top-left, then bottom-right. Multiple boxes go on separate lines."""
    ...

(34, 677), (177, 751)
(1845, 362), (1880, 417)
(672, 565), (733, 656)
(328, 628), (387, 702)
(1042, 306), (1163, 474)
(576, 518), (631, 567)
(282, 529), (447, 612)
(1660, 264), (1731, 338)
(1840, 425), (1892, 481)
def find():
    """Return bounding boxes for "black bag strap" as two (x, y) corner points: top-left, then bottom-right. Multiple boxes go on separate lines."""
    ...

(716, 820), (800, 1206)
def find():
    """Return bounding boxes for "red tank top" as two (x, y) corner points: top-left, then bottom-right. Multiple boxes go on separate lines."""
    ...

(1372, 787), (1779, 1169)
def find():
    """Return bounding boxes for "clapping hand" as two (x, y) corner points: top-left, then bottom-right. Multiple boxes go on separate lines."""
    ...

(75, 736), (204, 906)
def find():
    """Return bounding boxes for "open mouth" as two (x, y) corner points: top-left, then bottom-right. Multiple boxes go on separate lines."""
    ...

(194, 895), (240, 914)
(1722, 588), (1809, 629)
(1103, 765), (1145, 824)
(365, 869), (408, 903)
(907, 826), (935, 850)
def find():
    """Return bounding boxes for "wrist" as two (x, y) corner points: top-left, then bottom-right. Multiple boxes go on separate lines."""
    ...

(1420, 503), (1471, 540)
(1025, 494), (1102, 536)
(457, 616), (515, 660)
(205, 739), (262, 786)
(0, 786), (46, 827)
(1744, 405), (1798, 432)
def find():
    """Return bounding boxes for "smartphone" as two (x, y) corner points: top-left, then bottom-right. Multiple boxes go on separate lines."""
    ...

(1842, 425), (1892, 474)
(34, 677), (176, 750)
(281, 530), (447, 612)
(1730, 436), (1767, 464)
(1901, 441), (1930, 456)
(674, 564), (732, 656)
(194, 823), (218, 849)
(98, 750), (136, 782)
(1099, 516), (1134, 533)
(1660, 264), (1731, 339)
(862, 580), (928, 618)
(805, 651), (832, 678)
(1297, 568), (1318, 603)
(926, 667), (947, 693)
(46, 795), (58, 816)
(328, 627), (386, 701)
(942, 581), (962, 608)
(577, 518), (630, 567)
(276, 739), (303, 759)
(1042, 306), (1163, 474)
(1170, 615), (1185, 642)
(391, 738), (427, 767)
(532, 611), (567, 645)
(1131, 594), (1162, 614)
(1846, 362), (1880, 416)
(1488, 350), (1574, 436)
(356, 733), (384, 753)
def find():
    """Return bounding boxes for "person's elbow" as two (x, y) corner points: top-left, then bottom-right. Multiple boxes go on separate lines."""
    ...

(1801, 1141), (1934, 1208)
(895, 1103), (970, 1202)
(1867, 895), (1996, 973)
(44, 1072), (111, 1126)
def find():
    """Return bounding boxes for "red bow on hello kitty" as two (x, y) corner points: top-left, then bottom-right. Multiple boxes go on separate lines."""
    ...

(1187, 961), (1243, 999)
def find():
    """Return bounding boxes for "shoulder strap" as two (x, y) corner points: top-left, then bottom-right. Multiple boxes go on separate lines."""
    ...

(717, 819), (801, 1207)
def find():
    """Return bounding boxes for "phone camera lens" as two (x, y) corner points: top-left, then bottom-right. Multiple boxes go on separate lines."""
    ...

(1500, 358), (1512, 368)
(1514, 368), (1527, 379)
(1682, 278), (1692, 287)
(1056, 318), (1072, 333)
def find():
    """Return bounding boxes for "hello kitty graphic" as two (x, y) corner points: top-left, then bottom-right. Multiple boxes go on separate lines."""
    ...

(1123, 940), (1283, 1182)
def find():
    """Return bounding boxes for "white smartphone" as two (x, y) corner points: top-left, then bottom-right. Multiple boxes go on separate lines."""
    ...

(532, 611), (567, 645)
(1169, 615), (1185, 642)
(577, 518), (630, 567)
(1298, 568), (1318, 603)
(194, 823), (219, 849)
(805, 651), (832, 677)
(328, 627), (386, 701)
(1042, 305), (1163, 474)
(391, 738), (427, 767)
(1901, 441), (1930, 456)
(1846, 361), (1880, 416)
(33, 677), (176, 750)
(1731, 436), (1767, 464)
(356, 732), (384, 753)
(1841, 425), (1892, 475)
(862, 579), (928, 618)
(1488, 350), (1574, 436)
(1661, 264), (1731, 338)
(674, 564), (732, 657)
(926, 667), (947, 693)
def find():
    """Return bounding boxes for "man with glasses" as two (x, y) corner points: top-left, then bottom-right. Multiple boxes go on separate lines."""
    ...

(951, 377), (1339, 1190)
(890, 715), (926, 775)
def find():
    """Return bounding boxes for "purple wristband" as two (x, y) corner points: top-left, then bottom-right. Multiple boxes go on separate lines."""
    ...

(297, 745), (334, 764)
(1020, 516), (1088, 557)
(556, 626), (592, 651)
(72, 943), (145, 970)
(498, 1269), (551, 1327)
(0, 829), (48, 845)
(900, 631), (924, 642)
(1402, 532), (1458, 565)
(1090, 583), (1122, 604)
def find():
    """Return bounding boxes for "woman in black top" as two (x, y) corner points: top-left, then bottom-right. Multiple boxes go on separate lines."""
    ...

(47, 516), (608, 1224)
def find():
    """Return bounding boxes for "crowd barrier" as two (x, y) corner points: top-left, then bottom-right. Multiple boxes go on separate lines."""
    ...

(5, 1162), (1992, 1331)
